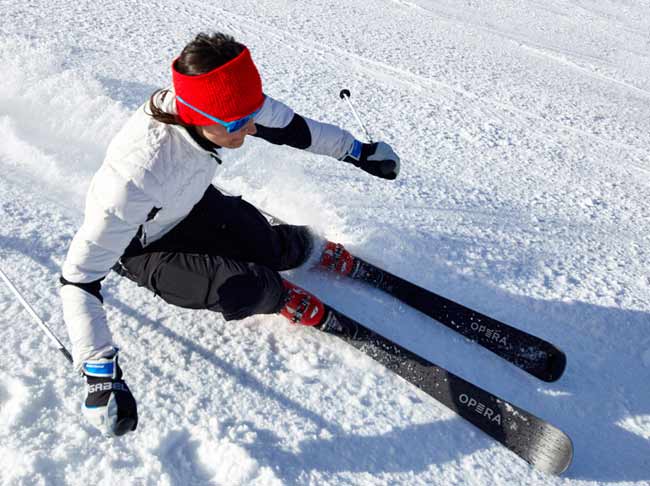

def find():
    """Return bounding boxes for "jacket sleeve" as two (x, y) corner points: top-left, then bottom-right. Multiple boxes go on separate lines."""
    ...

(252, 95), (356, 159)
(61, 162), (162, 371)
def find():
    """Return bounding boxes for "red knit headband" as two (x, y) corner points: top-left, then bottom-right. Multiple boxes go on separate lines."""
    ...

(172, 47), (264, 126)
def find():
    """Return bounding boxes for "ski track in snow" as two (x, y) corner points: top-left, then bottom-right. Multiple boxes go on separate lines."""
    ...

(1, 0), (650, 484)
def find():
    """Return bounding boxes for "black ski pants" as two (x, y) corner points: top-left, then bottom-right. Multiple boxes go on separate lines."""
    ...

(114, 185), (312, 321)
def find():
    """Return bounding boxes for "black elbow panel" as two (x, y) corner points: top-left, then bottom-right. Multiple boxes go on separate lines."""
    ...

(254, 114), (311, 149)
(60, 276), (104, 303)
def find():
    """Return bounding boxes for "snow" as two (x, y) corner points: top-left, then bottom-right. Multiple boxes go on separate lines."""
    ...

(1, 0), (650, 484)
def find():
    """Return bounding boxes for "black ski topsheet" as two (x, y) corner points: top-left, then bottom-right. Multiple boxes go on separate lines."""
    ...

(319, 307), (573, 475)
(341, 256), (566, 382)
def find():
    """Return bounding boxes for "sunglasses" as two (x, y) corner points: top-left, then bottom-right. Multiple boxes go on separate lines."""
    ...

(176, 95), (261, 133)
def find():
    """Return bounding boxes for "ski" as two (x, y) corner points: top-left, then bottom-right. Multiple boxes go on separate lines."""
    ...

(317, 306), (573, 475)
(320, 243), (566, 382)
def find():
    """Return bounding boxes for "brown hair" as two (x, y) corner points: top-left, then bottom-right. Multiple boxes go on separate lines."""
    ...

(146, 33), (245, 126)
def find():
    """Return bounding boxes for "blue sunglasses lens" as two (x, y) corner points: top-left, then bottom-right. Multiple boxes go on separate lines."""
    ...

(175, 96), (260, 132)
(225, 115), (253, 133)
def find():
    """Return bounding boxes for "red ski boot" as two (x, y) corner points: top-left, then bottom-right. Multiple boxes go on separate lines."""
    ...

(319, 241), (355, 276)
(280, 280), (326, 327)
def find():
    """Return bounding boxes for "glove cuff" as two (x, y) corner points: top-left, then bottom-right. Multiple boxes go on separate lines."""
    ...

(341, 139), (364, 162)
(82, 349), (119, 379)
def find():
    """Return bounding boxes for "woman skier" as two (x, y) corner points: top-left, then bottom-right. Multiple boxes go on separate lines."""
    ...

(60, 32), (400, 436)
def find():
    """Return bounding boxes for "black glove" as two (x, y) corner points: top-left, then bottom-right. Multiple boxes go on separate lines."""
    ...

(82, 351), (138, 436)
(341, 140), (401, 180)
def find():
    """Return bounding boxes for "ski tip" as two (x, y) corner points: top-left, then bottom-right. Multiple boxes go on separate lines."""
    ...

(526, 424), (574, 475)
(541, 349), (567, 382)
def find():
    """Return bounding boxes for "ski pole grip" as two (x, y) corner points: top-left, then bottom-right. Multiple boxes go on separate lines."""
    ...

(339, 89), (351, 99)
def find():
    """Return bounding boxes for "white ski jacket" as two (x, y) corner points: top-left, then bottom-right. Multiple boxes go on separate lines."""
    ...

(61, 92), (355, 369)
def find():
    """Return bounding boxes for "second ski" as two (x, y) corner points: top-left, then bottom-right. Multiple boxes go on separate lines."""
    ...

(315, 305), (573, 475)
(320, 242), (566, 382)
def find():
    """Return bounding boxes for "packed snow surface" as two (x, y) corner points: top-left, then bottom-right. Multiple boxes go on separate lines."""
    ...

(1, 0), (650, 484)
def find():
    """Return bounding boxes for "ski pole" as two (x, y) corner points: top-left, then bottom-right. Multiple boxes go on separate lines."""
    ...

(0, 266), (73, 364)
(339, 88), (374, 143)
